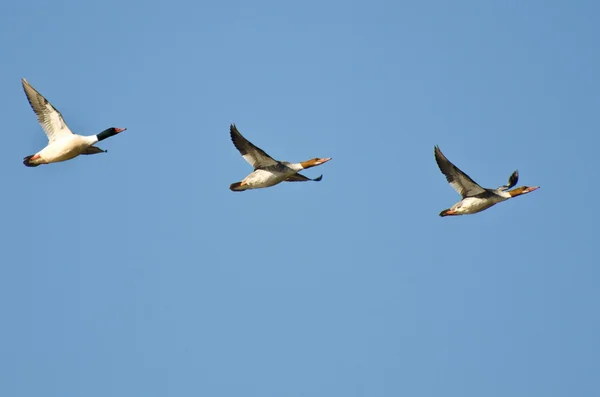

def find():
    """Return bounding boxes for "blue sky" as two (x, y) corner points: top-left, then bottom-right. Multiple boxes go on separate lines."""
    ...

(1, 0), (598, 396)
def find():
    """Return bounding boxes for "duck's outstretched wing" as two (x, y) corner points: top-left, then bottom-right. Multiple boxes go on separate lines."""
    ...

(230, 124), (278, 169)
(22, 78), (73, 143)
(284, 173), (323, 182)
(434, 146), (485, 198)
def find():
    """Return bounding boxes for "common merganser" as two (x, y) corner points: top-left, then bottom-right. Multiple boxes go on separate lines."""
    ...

(435, 146), (539, 216)
(229, 124), (331, 191)
(21, 78), (126, 167)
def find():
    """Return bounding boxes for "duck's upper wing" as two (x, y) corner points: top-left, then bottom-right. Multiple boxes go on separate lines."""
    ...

(434, 146), (486, 198)
(21, 78), (73, 143)
(230, 124), (278, 169)
(284, 173), (323, 182)
(497, 170), (519, 191)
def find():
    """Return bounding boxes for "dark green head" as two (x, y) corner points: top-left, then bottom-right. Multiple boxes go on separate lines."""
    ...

(96, 127), (127, 142)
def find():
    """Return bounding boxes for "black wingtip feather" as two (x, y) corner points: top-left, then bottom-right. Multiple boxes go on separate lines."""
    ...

(229, 123), (247, 155)
(229, 123), (239, 138)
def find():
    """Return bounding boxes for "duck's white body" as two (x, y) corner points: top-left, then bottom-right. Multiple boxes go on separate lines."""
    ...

(31, 135), (98, 165)
(241, 167), (297, 188)
(21, 78), (125, 167)
(446, 194), (509, 215)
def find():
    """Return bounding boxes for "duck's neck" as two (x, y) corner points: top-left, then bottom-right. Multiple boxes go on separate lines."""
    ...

(495, 190), (512, 199)
(288, 162), (304, 172)
(96, 128), (118, 142)
(507, 187), (529, 198)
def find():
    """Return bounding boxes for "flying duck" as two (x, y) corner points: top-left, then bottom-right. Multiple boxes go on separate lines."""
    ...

(435, 146), (539, 216)
(229, 124), (331, 191)
(21, 78), (126, 167)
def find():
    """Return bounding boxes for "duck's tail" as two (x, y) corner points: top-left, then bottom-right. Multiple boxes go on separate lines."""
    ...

(23, 155), (40, 167)
(439, 208), (455, 217)
(229, 182), (248, 192)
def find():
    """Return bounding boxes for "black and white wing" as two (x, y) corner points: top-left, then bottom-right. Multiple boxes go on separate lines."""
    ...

(434, 146), (486, 198)
(22, 78), (73, 143)
(230, 124), (278, 169)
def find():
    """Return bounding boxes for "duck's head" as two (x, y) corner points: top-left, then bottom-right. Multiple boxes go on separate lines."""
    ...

(97, 127), (127, 141)
(300, 157), (332, 169)
(508, 186), (540, 197)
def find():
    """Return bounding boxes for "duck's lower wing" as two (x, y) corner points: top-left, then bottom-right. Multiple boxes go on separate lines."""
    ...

(285, 173), (323, 182)
(81, 146), (107, 155)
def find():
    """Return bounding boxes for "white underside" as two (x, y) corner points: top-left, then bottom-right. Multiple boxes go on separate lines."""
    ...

(241, 169), (294, 189)
(31, 135), (97, 164)
(451, 196), (508, 215)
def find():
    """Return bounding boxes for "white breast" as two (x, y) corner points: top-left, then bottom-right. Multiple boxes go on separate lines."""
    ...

(38, 135), (93, 163)
(242, 169), (287, 188)
(454, 196), (506, 214)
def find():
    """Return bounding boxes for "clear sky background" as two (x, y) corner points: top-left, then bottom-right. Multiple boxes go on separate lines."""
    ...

(1, 1), (598, 396)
